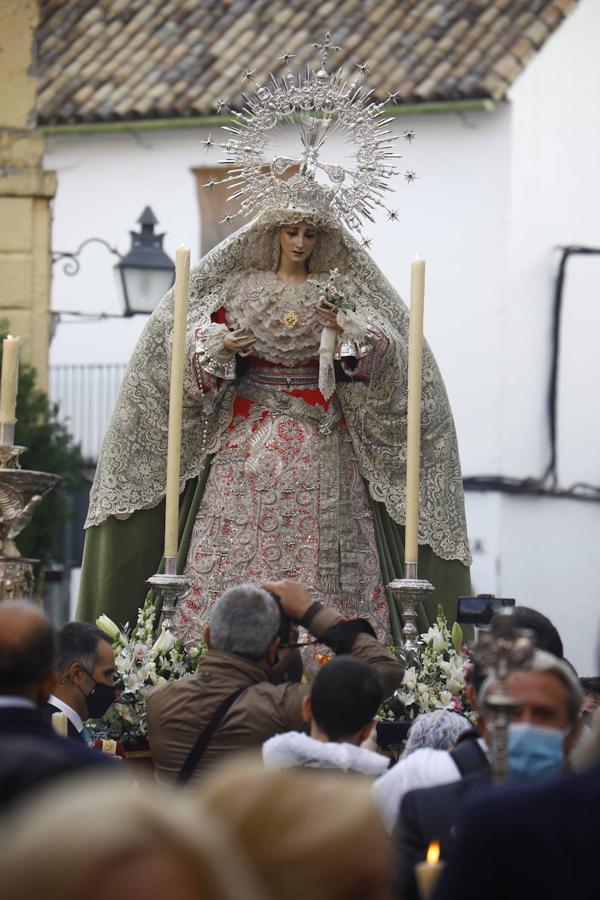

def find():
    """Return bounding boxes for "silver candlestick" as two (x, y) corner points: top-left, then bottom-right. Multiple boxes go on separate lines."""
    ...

(147, 555), (190, 631)
(387, 561), (434, 660)
(0, 442), (60, 601)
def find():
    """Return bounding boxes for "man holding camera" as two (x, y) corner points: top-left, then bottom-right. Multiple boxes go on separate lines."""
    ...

(147, 580), (404, 785)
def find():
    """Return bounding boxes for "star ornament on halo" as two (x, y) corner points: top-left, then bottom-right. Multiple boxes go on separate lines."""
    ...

(403, 169), (418, 184)
(215, 97), (229, 115)
(278, 52), (296, 66)
(356, 61), (371, 76)
(403, 130), (417, 144)
(386, 209), (399, 221)
(220, 214), (235, 225)
(362, 238), (373, 249)
(200, 134), (214, 151)
(204, 176), (218, 192)
(242, 68), (256, 83)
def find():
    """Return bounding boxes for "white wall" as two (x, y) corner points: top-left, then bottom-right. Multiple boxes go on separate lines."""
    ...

(496, 0), (600, 672)
(48, 129), (202, 364)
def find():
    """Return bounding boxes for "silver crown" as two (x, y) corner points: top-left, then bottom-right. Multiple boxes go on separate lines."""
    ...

(204, 33), (417, 237)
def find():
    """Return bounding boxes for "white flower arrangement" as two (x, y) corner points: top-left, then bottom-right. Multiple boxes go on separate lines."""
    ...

(96, 594), (204, 742)
(381, 607), (476, 723)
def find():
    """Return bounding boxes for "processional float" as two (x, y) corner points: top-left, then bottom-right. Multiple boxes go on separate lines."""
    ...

(131, 35), (533, 786)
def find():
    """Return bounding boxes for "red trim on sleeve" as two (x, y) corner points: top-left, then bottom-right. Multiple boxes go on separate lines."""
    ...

(211, 307), (228, 325)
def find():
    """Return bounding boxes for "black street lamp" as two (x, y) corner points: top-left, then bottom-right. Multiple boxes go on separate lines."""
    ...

(52, 207), (175, 317)
(115, 207), (175, 315)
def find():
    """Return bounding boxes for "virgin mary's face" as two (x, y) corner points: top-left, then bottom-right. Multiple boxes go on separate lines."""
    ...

(279, 222), (318, 265)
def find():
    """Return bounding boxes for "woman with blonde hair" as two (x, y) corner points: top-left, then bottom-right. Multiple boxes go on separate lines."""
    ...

(199, 759), (394, 900)
(0, 773), (266, 900)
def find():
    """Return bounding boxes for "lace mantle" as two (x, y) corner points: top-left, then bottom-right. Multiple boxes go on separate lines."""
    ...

(85, 208), (471, 565)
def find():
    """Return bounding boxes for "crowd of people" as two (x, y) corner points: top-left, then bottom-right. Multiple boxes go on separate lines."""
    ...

(1, 582), (599, 899)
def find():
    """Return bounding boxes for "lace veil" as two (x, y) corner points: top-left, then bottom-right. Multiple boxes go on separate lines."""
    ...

(86, 208), (471, 565)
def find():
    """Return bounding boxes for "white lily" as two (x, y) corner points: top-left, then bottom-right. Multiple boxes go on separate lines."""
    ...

(96, 614), (123, 644)
(151, 628), (177, 656)
(423, 624), (447, 653)
(402, 666), (418, 690)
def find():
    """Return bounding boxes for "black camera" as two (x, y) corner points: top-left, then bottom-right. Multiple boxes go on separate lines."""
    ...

(457, 594), (515, 626)
(269, 591), (292, 644)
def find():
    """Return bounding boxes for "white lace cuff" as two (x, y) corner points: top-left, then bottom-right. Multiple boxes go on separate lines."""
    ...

(194, 323), (236, 381)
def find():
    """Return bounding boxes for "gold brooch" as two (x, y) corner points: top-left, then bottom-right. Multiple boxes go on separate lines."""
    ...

(282, 310), (299, 330)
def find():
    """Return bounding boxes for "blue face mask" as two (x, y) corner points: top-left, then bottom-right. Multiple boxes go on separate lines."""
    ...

(507, 722), (566, 781)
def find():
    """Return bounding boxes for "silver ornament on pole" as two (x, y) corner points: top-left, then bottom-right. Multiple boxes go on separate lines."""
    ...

(472, 609), (535, 784)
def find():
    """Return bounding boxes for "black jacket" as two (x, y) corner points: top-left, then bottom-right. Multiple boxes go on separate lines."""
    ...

(393, 734), (491, 900)
(433, 761), (600, 900)
(0, 705), (116, 811)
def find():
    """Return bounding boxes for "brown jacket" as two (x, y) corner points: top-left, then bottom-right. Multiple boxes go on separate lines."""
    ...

(147, 605), (404, 785)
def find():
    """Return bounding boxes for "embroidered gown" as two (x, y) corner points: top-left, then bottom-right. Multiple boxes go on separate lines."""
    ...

(174, 270), (390, 644)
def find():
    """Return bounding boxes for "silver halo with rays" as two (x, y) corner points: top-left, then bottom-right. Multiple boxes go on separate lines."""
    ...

(206, 32), (416, 238)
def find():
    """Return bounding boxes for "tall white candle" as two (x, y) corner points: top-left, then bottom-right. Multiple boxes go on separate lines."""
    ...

(164, 246), (190, 561)
(404, 258), (426, 565)
(0, 335), (20, 424)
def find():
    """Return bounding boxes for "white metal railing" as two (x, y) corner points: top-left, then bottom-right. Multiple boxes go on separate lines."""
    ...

(48, 364), (127, 462)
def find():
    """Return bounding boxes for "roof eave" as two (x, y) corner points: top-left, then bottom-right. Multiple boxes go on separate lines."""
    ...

(41, 97), (498, 136)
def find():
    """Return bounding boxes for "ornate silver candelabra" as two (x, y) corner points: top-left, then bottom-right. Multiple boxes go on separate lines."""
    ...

(387, 561), (434, 660)
(472, 610), (535, 784)
(0, 424), (60, 601)
(147, 555), (190, 631)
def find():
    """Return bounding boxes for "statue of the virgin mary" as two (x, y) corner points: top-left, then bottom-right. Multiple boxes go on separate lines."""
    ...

(78, 39), (471, 643)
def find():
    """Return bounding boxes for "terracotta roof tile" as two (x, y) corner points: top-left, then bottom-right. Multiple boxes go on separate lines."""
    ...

(36, 0), (579, 124)
(524, 19), (551, 45)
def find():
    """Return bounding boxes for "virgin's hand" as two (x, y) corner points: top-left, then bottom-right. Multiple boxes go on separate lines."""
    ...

(223, 327), (256, 356)
(315, 299), (343, 333)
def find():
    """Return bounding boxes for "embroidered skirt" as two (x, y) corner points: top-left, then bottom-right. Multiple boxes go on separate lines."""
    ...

(174, 362), (389, 646)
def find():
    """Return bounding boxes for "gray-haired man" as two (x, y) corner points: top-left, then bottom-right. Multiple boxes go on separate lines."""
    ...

(147, 580), (404, 784)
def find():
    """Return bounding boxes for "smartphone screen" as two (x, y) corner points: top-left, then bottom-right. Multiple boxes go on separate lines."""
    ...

(457, 595), (515, 625)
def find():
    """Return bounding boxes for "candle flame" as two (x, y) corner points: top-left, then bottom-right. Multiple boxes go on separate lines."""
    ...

(426, 841), (440, 865)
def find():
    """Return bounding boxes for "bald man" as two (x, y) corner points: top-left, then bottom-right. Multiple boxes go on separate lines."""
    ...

(0, 601), (117, 810)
